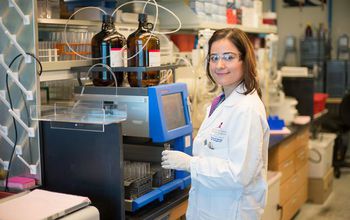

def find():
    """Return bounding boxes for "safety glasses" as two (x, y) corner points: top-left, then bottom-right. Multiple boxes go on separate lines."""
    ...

(208, 52), (241, 64)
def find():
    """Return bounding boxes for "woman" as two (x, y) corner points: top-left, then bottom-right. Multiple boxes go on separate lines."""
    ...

(162, 28), (270, 220)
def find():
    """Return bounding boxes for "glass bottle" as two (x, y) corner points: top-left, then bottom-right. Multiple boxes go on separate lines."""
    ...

(127, 13), (161, 87)
(305, 23), (313, 38)
(91, 15), (126, 86)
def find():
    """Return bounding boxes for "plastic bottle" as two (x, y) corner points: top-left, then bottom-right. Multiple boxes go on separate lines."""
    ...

(318, 23), (326, 40)
(305, 23), (313, 38)
(91, 15), (126, 86)
(127, 13), (160, 87)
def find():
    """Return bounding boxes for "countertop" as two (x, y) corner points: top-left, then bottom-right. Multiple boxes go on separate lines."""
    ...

(269, 123), (310, 150)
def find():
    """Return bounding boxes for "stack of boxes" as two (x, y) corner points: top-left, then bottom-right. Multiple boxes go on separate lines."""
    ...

(308, 133), (336, 204)
(189, 0), (264, 27)
(190, 0), (227, 23)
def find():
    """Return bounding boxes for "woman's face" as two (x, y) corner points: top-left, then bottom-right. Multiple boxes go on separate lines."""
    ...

(209, 39), (243, 87)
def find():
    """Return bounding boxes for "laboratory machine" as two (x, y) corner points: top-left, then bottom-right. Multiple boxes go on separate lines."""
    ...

(38, 82), (193, 219)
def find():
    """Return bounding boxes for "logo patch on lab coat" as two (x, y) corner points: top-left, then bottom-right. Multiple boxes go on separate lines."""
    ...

(210, 127), (227, 143)
(211, 136), (223, 143)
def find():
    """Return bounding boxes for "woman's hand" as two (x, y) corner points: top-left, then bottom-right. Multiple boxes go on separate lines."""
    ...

(161, 150), (192, 172)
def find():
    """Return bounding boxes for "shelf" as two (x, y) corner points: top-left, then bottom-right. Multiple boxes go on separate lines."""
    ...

(40, 60), (93, 82)
(38, 18), (100, 27)
(71, 64), (181, 73)
(42, 60), (92, 71)
(157, 1), (277, 34)
(71, 64), (180, 87)
(326, 98), (342, 104)
(313, 109), (328, 120)
(196, 23), (277, 34)
(37, 18), (137, 29)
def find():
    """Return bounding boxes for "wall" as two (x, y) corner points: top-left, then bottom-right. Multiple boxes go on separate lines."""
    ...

(331, 0), (350, 59)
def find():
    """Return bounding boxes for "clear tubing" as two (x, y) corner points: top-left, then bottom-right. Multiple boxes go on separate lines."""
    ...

(64, 1), (182, 62)
(112, 0), (182, 35)
(86, 63), (118, 96)
(112, 0), (158, 62)
(64, 7), (108, 60)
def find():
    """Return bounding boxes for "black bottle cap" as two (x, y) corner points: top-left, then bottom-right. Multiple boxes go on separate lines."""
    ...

(102, 14), (114, 23)
(138, 13), (147, 23)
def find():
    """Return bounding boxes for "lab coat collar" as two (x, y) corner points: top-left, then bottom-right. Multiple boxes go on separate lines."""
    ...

(223, 82), (248, 107)
(199, 83), (249, 131)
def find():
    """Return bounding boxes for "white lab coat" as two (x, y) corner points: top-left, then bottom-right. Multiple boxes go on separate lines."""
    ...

(186, 83), (270, 220)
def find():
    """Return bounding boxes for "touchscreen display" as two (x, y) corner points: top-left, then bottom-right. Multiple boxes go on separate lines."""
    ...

(161, 93), (186, 131)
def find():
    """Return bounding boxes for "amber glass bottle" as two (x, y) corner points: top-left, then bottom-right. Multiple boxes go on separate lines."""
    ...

(91, 15), (126, 86)
(127, 13), (160, 87)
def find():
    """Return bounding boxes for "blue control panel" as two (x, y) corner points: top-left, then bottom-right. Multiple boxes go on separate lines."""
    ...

(148, 83), (193, 143)
(129, 83), (193, 212)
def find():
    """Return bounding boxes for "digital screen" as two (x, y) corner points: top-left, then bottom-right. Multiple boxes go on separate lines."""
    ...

(161, 93), (186, 131)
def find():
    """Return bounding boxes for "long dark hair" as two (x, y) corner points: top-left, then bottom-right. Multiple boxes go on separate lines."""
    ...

(206, 28), (262, 98)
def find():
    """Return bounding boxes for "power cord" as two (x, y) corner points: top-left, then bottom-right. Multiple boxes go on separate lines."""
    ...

(4, 53), (42, 192)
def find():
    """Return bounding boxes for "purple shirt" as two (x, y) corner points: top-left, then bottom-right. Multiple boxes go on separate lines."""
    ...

(209, 93), (225, 117)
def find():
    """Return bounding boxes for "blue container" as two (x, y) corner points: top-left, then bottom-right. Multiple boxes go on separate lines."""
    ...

(268, 115), (285, 130)
(64, 0), (117, 11)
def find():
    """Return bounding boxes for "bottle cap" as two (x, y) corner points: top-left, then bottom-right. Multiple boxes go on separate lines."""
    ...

(138, 13), (148, 23)
(102, 15), (114, 23)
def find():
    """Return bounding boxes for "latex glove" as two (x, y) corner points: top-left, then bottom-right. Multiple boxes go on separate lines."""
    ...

(161, 150), (192, 172)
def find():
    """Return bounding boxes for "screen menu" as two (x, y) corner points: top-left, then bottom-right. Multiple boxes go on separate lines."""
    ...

(161, 93), (186, 131)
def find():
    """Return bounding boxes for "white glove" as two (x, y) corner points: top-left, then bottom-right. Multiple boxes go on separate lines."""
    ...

(161, 150), (192, 172)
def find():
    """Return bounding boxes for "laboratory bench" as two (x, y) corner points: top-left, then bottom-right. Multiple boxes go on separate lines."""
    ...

(268, 123), (310, 220)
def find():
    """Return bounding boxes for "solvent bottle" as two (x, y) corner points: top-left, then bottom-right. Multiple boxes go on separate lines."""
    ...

(127, 13), (160, 87)
(91, 15), (126, 86)
(305, 23), (313, 38)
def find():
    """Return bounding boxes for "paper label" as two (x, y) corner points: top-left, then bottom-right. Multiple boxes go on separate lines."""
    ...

(110, 48), (124, 67)
(185, 135), (191, 148)
(149, 50), (161, 67)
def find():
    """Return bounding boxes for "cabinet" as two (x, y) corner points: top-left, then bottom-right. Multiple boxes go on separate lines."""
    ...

(268, 126), (310, 220)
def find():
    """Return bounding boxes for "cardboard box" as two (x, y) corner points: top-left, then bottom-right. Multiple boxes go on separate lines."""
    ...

(308, 167), (333, 204)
